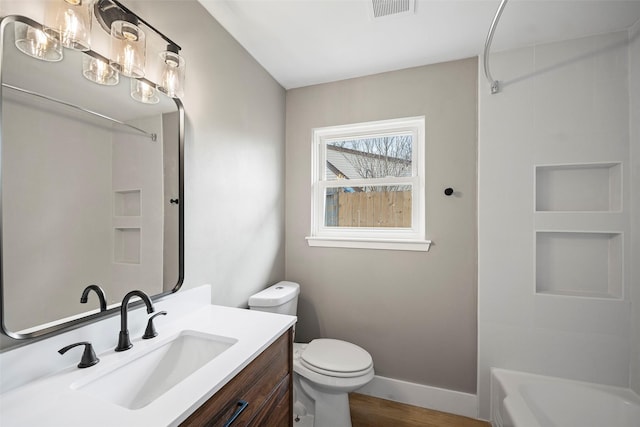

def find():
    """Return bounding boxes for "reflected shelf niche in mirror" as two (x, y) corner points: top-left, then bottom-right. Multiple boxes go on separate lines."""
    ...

(0, 15), (184, 340)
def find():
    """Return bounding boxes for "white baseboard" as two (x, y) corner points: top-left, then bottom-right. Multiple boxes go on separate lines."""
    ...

(355, 375), (479, 419)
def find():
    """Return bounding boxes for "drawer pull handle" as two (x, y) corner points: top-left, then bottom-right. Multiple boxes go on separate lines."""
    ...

(224, 400), (249, 427)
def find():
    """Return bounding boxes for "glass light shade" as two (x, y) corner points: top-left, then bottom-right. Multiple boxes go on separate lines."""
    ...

(82, 54), (119, 85)
(110, 20), (146, 78)
(131, 79), (159, 104)
(43, 0), (92, 51)
(158, 50), (185, 98)
(14, 22), (63, 62)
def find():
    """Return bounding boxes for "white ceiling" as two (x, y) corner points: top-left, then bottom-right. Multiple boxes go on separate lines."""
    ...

(197, 0), (640, 89)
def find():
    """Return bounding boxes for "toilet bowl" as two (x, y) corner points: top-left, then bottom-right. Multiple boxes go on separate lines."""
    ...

(248, 282), (374, 427)
(293, 340), (374, 427)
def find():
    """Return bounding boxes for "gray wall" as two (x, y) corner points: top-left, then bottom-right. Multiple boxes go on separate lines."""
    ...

(2, 97), (113, 331)
(285, 58), (478, 393)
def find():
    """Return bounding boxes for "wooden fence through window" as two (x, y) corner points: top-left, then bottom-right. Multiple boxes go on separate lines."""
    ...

(326, 190), (412, 227)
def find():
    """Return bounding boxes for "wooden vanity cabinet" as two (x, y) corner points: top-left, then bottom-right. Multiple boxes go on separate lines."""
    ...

(180, 328), (293, 427)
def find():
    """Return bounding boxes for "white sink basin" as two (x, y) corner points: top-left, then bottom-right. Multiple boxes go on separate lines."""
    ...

(73, 330), (237, 409)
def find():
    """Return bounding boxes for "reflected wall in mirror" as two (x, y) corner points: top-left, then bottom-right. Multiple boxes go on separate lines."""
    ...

(1, 15), (184, 339)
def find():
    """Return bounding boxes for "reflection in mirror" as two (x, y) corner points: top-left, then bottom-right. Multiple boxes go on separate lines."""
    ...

(1, 16), (183, 339)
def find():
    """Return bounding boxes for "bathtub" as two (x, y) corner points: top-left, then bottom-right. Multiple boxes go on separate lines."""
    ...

(490, 368), (640, 427)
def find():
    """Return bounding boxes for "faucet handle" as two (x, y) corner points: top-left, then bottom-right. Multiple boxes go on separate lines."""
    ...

(58, 342), (99, 368)
(142, 311), (167, 339)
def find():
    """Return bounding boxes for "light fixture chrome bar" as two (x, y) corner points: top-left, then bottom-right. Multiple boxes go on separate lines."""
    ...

(483, 0), (509, 94)
(2, 83), (157, 141)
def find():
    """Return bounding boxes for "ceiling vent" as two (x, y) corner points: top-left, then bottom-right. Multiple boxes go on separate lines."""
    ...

(370, 0), (415, 19)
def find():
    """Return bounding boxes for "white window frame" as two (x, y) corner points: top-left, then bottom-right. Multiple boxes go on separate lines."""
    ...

(306, 116), (431, 251)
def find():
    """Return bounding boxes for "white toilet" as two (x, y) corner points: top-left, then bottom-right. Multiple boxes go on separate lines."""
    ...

(249, 281), (374, 427)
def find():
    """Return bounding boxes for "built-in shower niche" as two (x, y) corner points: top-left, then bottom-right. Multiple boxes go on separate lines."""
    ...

(535, 232), (622, 299)
(114, 228), (141, 264)
(536, 163), (621, 212)
(114, 190), (141, 216)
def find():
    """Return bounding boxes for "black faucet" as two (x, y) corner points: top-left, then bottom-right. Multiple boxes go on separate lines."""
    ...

(115, 290), (155, 352)
(80, 284), (107, 312)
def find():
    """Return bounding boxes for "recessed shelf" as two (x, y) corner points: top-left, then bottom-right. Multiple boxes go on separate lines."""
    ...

(535, 231), (622, 299)
(114, 190), (141, 216)
(114, 228), (140, 264)
(535, 163), (621, 212)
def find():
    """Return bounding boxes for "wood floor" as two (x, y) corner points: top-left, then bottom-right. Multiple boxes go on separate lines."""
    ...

(349, 393), (490, 427)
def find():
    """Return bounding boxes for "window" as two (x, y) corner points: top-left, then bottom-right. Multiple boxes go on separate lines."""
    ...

(307, 116), (430, 251)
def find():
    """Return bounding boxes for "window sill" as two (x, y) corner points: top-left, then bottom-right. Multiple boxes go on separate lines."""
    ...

(305, 236), (431, 252)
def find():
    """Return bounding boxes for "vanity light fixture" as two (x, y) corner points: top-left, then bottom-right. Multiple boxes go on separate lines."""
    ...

(13, 0), (185, 102)
(158, 45), (185, 99)
(109, 18), (145, 78)
(43, 0), (92, 51)
(94, 0), (185, 100)
(82, 53), (119, 85)
(14, 21), (63, 62)
(131, 78), (159, 104)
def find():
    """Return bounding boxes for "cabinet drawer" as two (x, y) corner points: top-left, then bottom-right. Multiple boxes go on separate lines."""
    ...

(181, 328), (292, 427)
(248, 375), (291, 426)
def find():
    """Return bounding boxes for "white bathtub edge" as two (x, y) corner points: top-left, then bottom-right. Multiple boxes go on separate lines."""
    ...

(489, 368), (640, 427)
(355, 374), (480, 420)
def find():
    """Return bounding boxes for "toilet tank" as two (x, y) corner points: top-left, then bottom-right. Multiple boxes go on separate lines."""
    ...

(248, 281), (300, 316)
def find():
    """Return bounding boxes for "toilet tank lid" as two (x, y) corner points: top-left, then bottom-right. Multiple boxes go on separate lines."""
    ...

(249, 281), (300, 307)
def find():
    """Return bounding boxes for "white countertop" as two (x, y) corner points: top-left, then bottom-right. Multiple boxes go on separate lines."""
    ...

(0, 302), (296, 426)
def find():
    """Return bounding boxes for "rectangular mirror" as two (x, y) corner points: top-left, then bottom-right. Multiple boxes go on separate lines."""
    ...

(0, 15), (184, 339)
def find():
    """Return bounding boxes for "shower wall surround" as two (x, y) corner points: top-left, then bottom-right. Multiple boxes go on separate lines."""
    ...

(629, 19), (640, 396)
(478, 28), (637, 418)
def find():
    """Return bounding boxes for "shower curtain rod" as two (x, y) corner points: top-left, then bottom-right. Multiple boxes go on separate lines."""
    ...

(2, 83), (157, 141)
(483, 0), (509, 94)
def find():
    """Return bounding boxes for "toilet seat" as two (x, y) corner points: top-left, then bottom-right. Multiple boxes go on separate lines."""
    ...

(299, 339), (373, 378)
